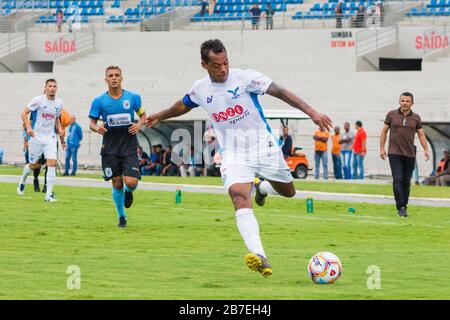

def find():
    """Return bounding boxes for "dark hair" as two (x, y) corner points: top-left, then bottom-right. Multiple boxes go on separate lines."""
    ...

(105, 65), (122, 76)
(138, 146), (143, 151)
(45, 79), (57, 86)
(400, 92), (414, 103)
(355, 120), (363, 127)
(201, 39), (226, 63)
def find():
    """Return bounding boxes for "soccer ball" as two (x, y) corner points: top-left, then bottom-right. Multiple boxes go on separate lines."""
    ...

(308, 252), (342, 284)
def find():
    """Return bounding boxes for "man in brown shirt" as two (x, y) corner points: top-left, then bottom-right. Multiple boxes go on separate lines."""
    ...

(380, 92), (430, 217)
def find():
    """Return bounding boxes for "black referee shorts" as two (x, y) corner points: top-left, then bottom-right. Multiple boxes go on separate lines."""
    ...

(101, 153), (141, 181)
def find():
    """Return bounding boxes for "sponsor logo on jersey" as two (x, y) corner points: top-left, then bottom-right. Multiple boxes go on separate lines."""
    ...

(212, 105), (250, 124)
(123, 100), (130, 110)
(106, 113), (132, 127)
(41, 113), (56, 120)
(227, 87), (240, 99)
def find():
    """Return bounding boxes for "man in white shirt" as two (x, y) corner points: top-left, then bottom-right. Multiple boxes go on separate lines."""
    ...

(18, 79), (64, 202)
(146, 39), (332, 277)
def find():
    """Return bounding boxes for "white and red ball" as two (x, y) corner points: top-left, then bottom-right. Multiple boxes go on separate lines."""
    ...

(308, 252), (342, 284)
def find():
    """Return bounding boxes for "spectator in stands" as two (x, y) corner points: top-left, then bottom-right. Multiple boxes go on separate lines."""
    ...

(143, 145), (161, 176)
(200, 0), (208, 17)
(331, 126), (343, 179)
(376, 1), (384, 26)
(353, 120), (367, 179)
(56, 10), (64, 33)
(280, 126), (293, 159)
(423, 148), (450, 186)
(137, 146), (150, 175)
(63, 114), (83, 176)
(208, 0), (216, 16)
(0, 146), (4, 165)
(356, 4), (366, 28)
(340, 122), (354, 179)
(264, 3), (275, 30)
(162, 145), (178, 176)
(206, 136), (221, 177)
(180, 146), (204, 177)
(436, 148), (450, 186)
(249, 4), (262, 30)
(335, 1), (343, 29)
(313, 127), (329, 180)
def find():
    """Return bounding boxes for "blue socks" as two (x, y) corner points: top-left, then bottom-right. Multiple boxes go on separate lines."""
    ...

(112, 187), (126, 219)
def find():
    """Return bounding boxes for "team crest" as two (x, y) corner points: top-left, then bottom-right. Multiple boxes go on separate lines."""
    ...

(104, 167), (113, 178)
(123, 100), (130, 110)
(227, 87), (240, 99)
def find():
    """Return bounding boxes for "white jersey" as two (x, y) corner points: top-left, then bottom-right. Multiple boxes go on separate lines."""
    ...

(183, 68), (279, 163)
(27, 94), (63, 141)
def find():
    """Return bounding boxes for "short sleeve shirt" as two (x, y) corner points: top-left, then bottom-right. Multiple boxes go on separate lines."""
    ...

(384, 108), (422, 158)
(89, 89), (144, 156)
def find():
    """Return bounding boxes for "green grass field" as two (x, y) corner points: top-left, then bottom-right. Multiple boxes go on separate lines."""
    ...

(0, 182), (449, 300)
(1, 165), (449, 199)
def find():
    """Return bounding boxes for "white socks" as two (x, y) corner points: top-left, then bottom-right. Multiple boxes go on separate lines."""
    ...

(20, 164), (32, 184)
(46, 166), (56, 198)
(235, 208), (266, 258)
(258, 180), (278, 196)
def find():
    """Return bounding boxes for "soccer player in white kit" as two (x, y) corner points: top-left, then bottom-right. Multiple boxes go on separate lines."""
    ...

(17, 79), (64, 202)
(146, 40), (332, 277)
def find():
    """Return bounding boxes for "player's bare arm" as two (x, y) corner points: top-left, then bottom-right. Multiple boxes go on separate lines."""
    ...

(146, 99), (191, 128)
(266, 82), (332, 131)
(379, 123), (389, 160)
(89, 118), (107, 135)
(21, 107), (34, 138)
(417, 128), (430, 161)
(129, 112), (147, 135)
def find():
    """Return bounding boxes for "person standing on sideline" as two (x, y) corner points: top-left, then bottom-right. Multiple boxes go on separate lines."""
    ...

(340, 122), (354, 179)
(331, 126), (343, 179)
(64, 114), (83, 176)
(313, 126), (329, 180)
(353, 120), (366, 179)
(279, 126), (293, 159)
(380, 92), (430, 217)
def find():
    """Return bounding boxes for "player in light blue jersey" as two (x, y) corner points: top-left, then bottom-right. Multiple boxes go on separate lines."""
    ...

(89, 66), (147, 228)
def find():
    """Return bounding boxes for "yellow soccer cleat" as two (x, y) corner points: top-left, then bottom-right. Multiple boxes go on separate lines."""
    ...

(245, 253), (273, 277)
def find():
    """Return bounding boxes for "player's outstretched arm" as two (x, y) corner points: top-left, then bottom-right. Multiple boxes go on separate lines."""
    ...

(146, 99), (191, 128)
(21, 107), (34, 138)
(266, 82), (332, 131)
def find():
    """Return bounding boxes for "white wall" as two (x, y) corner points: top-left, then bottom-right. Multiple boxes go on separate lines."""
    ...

(0, 28), (448, 178)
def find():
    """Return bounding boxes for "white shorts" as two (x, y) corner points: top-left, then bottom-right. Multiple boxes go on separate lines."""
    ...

(28, 136), (57, 164)
(220, 150), (293, 191)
